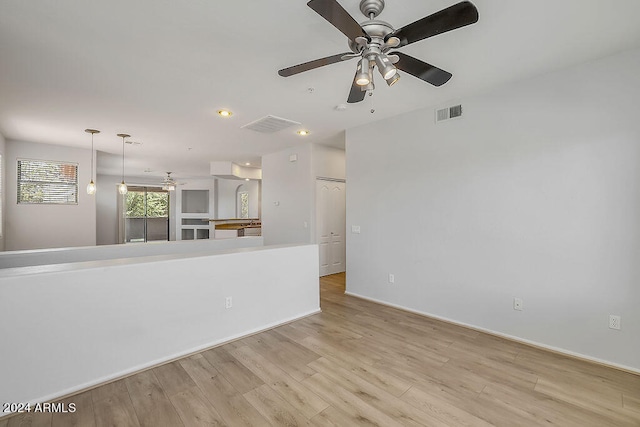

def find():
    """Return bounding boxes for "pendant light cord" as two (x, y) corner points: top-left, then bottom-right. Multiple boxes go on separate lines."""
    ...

(121, 135), (125, 182)
(90, 133), (94, 180)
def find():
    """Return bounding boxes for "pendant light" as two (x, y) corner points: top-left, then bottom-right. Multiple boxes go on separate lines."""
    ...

(85, 129), (100, 195)
(117, 133), (130, 195)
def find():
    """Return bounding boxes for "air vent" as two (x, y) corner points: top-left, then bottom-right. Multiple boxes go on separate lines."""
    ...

(241, 115), (301, 133)
(435, 104), (463, 123)
(436, 108), (449, 122)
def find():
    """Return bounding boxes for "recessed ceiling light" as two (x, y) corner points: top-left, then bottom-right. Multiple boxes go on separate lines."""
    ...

(245, 162), (251, 166)
(218, 109), (233, 118)
(297, 130), (310, 136)
(245, 178), (250, 181)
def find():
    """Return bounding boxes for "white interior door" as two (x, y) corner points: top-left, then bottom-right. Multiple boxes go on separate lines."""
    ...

(316, 179), (346, 276)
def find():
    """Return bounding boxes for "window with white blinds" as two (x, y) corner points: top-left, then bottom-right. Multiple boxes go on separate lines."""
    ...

(17, 159), (78, 204)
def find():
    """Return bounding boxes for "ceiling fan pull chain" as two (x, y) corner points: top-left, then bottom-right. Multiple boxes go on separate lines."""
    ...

(369, 90), (376, 114)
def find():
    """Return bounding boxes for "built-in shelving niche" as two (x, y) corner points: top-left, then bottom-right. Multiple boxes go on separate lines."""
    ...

(179, 189), (210, 240)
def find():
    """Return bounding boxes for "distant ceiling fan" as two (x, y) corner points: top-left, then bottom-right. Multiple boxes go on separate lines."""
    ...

(161, 172), (178, 191)
(278, 0), (478, 103)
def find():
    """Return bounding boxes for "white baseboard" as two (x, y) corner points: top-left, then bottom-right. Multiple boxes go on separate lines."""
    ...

(345, 291), (640, 376)
(0, 308), (321, 420)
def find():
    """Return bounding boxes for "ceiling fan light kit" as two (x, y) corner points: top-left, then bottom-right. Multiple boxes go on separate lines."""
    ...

(375, 53), (396, 80)
(162, 172), (177, 191)
(355, 58), (371, 86)
(278, 0), (478, 103)
(386, 72), (400, 87)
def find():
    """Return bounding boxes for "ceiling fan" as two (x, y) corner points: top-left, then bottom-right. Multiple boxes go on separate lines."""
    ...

(278, 0), (478, 103)
(161, 172), (180, 191)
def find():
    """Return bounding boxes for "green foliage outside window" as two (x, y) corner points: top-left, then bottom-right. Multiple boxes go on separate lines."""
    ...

(126, 190), (168, 218)
(240, 192), (249, 219)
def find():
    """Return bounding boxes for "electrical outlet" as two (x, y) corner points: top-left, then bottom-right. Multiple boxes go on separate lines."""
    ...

(513, 298), (523, 311)
(225, 297), (233, 309)
(351, 225), (361, 234)
(388, 274), (395, 284)
(609, 315), (621, 330)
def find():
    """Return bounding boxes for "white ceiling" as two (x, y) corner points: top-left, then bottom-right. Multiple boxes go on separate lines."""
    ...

(1, 0), (640, 180)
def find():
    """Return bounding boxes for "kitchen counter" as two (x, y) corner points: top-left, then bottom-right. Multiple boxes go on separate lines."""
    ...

(214, 223), (261, 230)
(210, 219), (261, 238)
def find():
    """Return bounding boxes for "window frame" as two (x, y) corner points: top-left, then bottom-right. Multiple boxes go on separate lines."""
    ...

(17, 158), (79, 205)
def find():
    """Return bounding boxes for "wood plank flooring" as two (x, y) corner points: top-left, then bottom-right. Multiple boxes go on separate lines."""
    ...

(4, 272), (639, 426)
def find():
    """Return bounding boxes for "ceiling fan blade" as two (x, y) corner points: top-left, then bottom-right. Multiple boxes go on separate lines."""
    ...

(392, 52), (452, 86)
(347, 73), (366, 103)
(278, 52), (354, 77)
(307, 0), (369, 42)
(389, 1), (478, 47)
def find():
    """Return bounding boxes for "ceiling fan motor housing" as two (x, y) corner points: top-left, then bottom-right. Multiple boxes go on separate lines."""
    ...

(349, 20), (395, 54)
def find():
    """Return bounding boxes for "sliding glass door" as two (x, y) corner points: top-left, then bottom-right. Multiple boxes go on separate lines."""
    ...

(125, 186), (169, 243)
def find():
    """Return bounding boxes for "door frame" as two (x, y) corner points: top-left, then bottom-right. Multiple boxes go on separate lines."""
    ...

(118, 185), (170, 243)
(315, 177), (346, 276)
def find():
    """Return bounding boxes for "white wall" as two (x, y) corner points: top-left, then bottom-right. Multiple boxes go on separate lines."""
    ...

(216, 178), (260, 219)
(312, 141), (346, 181)
(0, 132), (5, 251)
(95, 173), (121, 246)
(5, 140), (96, 250)
(262, 140), (346, 246)
(346, 48), (640, 371)
(0, 244), (319, 408)
(262, 143), (314, 245)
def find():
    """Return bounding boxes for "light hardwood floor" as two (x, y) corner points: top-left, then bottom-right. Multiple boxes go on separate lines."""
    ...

(3, 273), (639, 426)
